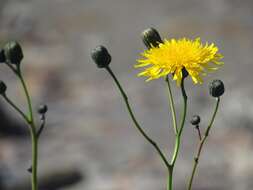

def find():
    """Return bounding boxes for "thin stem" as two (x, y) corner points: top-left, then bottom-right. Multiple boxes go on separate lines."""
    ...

(30, 126), (38, 190)
(5, 63), (34, 123)
(195, 125), (202, 141)
(165, 76), (178, 134)
(5, 62), (18, 75)
(16, 67), (34, 123)
(204, 98), (220, 137)
(37, 115), (46, 138)
(6, 62), (34, 123)
(28, 115), (46, 173)
(167, 78), (187, 190)
(5, 62), (38, 190)
(188, 158), (198, 190)
(187, 98), (220, 190)
(18, 70), (38, 190)
(16, 66), (38, 190)
(106, 66), (170, 169)
(167, 167), (173, 190)
(170, 78), (187, 166)
(2, 94), (29, 123)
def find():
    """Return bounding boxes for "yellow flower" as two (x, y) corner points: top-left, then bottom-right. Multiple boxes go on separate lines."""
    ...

(135, 38), (223, 85)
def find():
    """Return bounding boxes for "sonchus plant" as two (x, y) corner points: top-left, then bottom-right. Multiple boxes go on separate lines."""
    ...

(0, 41), (48, 190)
(91, 28), (225, 190)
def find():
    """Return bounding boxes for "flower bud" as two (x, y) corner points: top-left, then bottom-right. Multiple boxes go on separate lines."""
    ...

(37, 104), (48, 114)
(0, 81), (7, 95)
(190, 115), (201, 125)
(4, 41), (24, 64)
(142, 27), (163, 49)
(0, 49), (6, 63)
(209, 79), (225, 97)
(91, 46), (111, 68)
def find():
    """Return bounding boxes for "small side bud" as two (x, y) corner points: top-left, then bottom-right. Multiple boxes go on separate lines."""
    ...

(209, 79), (225, 97)
(0, 81), (7, 95)
(142, 27), (163, 48)
(91, 46), (111, 68)
(37, 104), (48, 114)
(0, 49), (6, 63)
(190, 115), (201, 126)
(4, 41), (24, 64)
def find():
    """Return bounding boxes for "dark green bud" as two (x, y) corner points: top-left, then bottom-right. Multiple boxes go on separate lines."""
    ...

(142, 27), (163, 49)
(91, 46), (111, 68)
(37, 104), (48, 114)
(190, 115), (201, 125)
(0, 81), (7, 95)
(4, 41), (24, 64)
(0, 49), (5, 63)
(209, 79), (225, 97)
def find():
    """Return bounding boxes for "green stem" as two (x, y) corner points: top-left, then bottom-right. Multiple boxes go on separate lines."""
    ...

(16, 67), (34, 123)
(30, 126), (38, 190)
(171, 78), (187, 166)
(167, 167), (173, 190)
(17, 66), (38, 190)
(165, 76), (178, 134)
(5, 63), (38, 190)
(37, 117), (46, 138)
(187, 98), (220, 190)
(2, 94), (29, 123)
(6, 63), (34, 123)
(188, 159), (198, 190)
(195, 125), (202, 141)
(167, 78), (188, 190)
(106, 66), (170, 170)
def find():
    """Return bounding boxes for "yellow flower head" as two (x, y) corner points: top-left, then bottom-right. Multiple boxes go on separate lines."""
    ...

(135, 38), (223, 85)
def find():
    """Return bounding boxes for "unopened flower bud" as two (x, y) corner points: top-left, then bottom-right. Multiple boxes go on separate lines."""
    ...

(4, 41), (24, 64)
(209, 79), (225, 97)
(142, 27), (163, 49)
(190, 115), (201, 125)
(91, 46), (111, 68)
(0, 49), (5, 63)
(0, 81), (7, 95)
(37, 104), (48, 114)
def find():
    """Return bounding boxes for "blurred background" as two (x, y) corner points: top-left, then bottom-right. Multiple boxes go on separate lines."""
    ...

(0, 0), (253, 189)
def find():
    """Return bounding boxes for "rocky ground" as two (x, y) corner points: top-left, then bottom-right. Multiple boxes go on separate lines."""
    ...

(0, 0), (253, 190)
